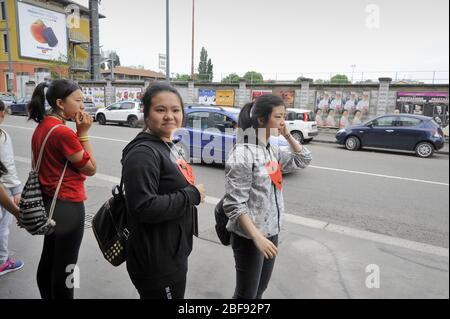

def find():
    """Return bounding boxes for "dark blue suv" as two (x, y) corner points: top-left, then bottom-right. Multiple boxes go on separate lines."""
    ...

(175, 105), (289, 164)
(335, 114), (445, 158)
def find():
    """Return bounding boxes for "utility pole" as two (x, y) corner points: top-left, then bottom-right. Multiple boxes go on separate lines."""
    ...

(4, 1), (14, 93)
(89, 0), (101, 80)
(191, 0), (195, 81)
(166, 0), (170, 83)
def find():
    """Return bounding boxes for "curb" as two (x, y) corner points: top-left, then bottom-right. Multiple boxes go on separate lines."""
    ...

(312, 138), (450, 155)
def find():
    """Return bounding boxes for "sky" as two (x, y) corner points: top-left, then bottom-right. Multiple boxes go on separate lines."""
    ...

(76, 0), (449, 82)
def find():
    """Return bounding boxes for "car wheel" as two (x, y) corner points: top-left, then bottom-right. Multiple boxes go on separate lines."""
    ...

(291, 131), (304, 144)
(128, 116), (138, 128)
(345, 136), (360, 151)
(97, 114), (106, 125)
(415, 142), (434, 158)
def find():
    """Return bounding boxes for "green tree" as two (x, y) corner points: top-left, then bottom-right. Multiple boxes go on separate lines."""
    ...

(221, 73), (241, 83)
(330, 74), (350, 84)
(243, 71), (264, 83)
(197, 47), (213, 82)
(295, 76), (309, 83)
(175, 74), (191, 81)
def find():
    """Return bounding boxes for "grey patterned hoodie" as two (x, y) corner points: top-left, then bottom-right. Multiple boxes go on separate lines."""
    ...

(223, 142), (312, 239)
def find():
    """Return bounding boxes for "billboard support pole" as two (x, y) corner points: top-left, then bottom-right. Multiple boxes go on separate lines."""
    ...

(4, 1), (14, 93)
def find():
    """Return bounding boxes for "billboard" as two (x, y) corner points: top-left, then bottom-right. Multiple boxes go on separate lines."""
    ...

(17, 2), (68, 62)
(251, 90), (272, 101)
(396, 92), (449, 127)
(82, 87), (105, 108)
(115, 88), (143, 102)
(198, 89), (216, 105)
(315, 90), (371, 128)
(216, 90), (235, 106)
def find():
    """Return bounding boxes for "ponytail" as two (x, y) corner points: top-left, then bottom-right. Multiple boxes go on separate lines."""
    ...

(28, 79), (81, 123)
(28, 82), (48, 123)
(0, 160), (7, 177)
(238, 102), (255, 131)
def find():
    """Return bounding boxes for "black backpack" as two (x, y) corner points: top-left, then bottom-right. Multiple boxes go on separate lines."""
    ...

(214, 197), (230, 245)
(92, 182), (129, 267)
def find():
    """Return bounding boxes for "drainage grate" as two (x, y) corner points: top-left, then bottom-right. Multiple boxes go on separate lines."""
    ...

(84, 213), (95, 229)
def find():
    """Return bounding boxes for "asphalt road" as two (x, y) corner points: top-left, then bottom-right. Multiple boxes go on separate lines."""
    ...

(3, 115), (449, 249)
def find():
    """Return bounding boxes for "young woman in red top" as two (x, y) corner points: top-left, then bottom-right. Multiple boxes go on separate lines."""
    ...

(28, 79), (96, 299)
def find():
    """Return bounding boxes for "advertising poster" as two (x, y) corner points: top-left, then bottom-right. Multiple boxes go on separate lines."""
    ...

(396, 92), (449, 127)
(216, 90), (235, 106)
(82, 87), (105, 108)
(273, 88), (295, 107)
(115, 88), (143, 102)
(17, 2), (68, 62)
(198, 89), (216, 105)
(251, 90), (272, 101)
(315, 90), (371, 128)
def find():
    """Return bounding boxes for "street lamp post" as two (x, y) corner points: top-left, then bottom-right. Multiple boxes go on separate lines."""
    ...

(191, 0), (195, 81)
(166, 0), (170, 83)
(351, 64), (356, 83)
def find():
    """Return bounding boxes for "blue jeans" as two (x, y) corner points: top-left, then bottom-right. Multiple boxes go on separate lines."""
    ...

(0, 186), (21, 265)
(231, 233), (278, 299)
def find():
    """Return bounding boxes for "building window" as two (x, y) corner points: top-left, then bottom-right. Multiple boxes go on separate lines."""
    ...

(0, 1), (6, 21)
(2, 32), (7, 53)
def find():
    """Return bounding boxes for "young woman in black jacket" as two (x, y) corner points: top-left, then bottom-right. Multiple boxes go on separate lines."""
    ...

(122, 83), (206, 299)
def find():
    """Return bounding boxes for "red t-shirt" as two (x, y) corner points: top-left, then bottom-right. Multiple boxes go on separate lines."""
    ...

(32, 117), (90, 202)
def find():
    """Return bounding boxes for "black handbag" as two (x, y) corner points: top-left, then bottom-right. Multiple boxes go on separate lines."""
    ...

(92, 181), (129, 266)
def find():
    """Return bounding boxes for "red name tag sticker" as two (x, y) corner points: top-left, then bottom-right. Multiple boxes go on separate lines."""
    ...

(177, 159), (195, 185)
(265, 161), (282, 190)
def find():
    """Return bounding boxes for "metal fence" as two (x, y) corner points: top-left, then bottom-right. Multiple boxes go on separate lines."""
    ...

(195, 70), (449, 84)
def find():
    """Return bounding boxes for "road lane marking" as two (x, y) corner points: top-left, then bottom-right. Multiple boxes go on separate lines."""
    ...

(3, 124), (131, 143)
(309, 165), (449, 187)
(13, 155), (449, 257)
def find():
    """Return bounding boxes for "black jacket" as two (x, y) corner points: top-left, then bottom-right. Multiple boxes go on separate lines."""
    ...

(122, 132), (200, 289)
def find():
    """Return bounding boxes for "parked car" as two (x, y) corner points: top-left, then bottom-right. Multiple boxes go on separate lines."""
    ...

(285, 108), (318, 143)
(176, 105), (289, 164)
(0, 95), (16, 108)
(83, 100), (98, 121)
(6, 97), (31, 115)
(95, 101), (144, 128)
(335, 114), (445, 158)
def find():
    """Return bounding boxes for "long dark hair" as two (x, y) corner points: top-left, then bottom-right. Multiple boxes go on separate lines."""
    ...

(141, 82), (185, 131)
(28, 79), (81, 123)
(0, 100), (6, 143)
(0, 160), (7, 177)
(238, 94), (285, 131)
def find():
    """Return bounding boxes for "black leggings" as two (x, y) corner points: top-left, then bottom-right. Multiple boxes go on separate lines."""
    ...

(231, 233), (278, 299)
(135, 278), (187, 299)
(37, 196), (85, 299)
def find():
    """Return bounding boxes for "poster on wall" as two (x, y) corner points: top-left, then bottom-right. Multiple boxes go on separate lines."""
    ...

(396, 92), (449, 127)
(82, 87), (105, 108)
(17, 2), (68, 62)
(251, 90), (272, 101)
(216, 90), (235, 106)
(273, 88), (295, 107)
(198, 89), (216, 105)
(115, 88), (143, 102)
(315, 90), (371, 128)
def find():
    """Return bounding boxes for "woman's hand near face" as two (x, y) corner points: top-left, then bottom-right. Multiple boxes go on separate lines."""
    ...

(75, 111), (92, 136)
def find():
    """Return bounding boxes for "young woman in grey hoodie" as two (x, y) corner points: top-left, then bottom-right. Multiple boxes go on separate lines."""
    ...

(224, 94), (312, 299)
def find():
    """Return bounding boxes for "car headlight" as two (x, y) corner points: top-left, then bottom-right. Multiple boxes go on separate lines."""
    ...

(337, 129), (346, 134)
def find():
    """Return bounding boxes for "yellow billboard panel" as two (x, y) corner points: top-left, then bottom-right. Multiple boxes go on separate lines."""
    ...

(216, 90), (235, 106)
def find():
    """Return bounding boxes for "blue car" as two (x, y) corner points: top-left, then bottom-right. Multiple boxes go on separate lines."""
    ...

(7, 98), (31, 115)
(335, 114), (445, 158)
(175, 105), (289, 164)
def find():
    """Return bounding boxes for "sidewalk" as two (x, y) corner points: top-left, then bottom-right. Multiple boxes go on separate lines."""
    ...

(313, 128), (449, 155)
(0, 174), (448, 299)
